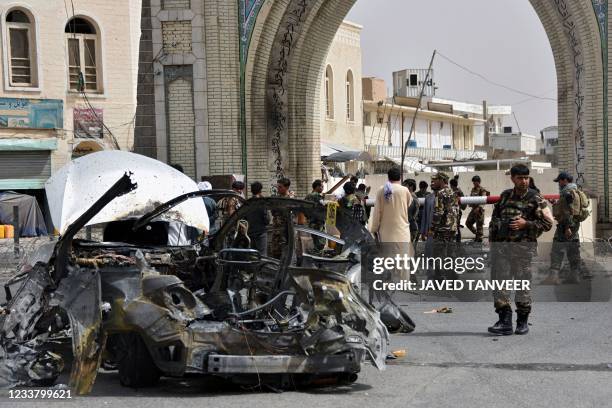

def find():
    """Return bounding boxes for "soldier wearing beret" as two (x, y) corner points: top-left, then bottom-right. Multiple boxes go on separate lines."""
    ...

(541, 171), (590, 284)
(488, 164), (553, 336)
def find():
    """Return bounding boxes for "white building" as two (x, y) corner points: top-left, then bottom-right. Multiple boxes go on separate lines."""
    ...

(0, 1), (141, 194)
(431, 97), (512, 146)
(490, 129), (539, 155)
(540, 125), (558, 155)
(321, 21), (363, 151)
(393, 68), (436, 98)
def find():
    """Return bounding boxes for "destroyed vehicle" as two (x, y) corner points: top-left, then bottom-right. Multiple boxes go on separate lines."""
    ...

(0, 151), (388, 394)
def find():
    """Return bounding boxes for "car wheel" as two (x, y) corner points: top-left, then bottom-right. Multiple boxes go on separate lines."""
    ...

(117, 333), (161, 388)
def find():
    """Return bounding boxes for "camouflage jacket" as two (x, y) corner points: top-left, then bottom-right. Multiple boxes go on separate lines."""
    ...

(272, 191), (296, 226)
(552, 186), (579, 228)
(304, 191), (324, 205)
(431, 186), (459, 233)
(489, 188), (553, 242)
(218, 196), (242, 223)
(469, 186), (490, 209)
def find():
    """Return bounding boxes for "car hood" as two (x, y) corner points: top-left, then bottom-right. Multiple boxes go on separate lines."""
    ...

(45, 151), (209, 235)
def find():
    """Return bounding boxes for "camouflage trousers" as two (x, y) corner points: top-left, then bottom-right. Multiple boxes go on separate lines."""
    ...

(430, 231), (457, 280)
(466, 207), (485, 242)
(550, 224), (583, 278)
(269, 217), (288, 259)
(490, 242), (534, 313)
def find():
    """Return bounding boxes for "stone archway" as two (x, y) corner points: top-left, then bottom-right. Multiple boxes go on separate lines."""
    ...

(243, 0), (609, 221)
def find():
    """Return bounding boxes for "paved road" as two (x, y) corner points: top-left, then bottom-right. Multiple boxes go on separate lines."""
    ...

(2, 301), (611, 408)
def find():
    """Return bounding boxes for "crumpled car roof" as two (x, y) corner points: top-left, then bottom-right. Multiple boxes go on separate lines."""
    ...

(45, 151), (209, 235)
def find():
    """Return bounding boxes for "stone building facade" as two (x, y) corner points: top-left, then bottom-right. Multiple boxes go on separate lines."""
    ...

(136, 0), (612, 226)
(321, 20), (363, 150)
(0, 0), (141, 192)
(134, 0), (242, 181)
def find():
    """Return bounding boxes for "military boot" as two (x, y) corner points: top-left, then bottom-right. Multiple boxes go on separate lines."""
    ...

(488, 308), (513, 335)
(515, 312), (530, 335)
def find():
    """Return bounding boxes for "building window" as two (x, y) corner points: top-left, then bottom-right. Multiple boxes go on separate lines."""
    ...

(5, 9), (38, 87)
(346, 70), (354, 121)
(65, 17), (101, 92)
(325, 65), (334, 119)
(409, 74), (418, 86)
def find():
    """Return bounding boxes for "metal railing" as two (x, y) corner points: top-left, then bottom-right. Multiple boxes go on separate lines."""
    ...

(368, 145), (487, 161)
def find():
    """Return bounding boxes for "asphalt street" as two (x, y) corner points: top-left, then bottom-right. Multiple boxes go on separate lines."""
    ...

(1, 301), (611, 408)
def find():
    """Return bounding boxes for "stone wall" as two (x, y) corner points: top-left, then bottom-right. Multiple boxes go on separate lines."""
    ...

(134, 0), (156, 158)
(166, 74), (195, 178)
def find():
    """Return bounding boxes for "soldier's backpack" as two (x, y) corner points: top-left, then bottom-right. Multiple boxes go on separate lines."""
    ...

(569, 188), (591, 223)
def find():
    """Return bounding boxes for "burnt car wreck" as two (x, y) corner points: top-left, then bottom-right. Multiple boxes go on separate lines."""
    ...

(0, 153), (388, 394)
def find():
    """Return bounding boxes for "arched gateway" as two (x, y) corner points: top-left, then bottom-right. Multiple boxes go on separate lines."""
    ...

(241, 0), (609, 224)
(133, 0), (610, 227)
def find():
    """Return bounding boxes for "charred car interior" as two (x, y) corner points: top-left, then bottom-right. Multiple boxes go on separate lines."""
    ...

(0, 166), (388, 394)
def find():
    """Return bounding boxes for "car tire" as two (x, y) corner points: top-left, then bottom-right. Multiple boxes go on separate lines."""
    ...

(117, 333), (161, 388)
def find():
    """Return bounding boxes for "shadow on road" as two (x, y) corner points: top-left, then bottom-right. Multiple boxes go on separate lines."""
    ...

(82, 371), (372, 397)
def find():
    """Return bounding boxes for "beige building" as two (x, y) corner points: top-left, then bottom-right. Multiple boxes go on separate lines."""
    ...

(363, 77), (486, 169)
(0, 1), (141, 193)
(320, 21), (363, 151)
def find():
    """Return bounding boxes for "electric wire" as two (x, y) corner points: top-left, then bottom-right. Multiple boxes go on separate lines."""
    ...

(436, 50), (557, 102)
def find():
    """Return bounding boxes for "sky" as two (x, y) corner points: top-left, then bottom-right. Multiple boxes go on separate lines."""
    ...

(346, 0), (557, 136)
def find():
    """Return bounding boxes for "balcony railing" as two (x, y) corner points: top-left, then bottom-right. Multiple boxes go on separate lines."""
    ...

(367, 145), (487, 161)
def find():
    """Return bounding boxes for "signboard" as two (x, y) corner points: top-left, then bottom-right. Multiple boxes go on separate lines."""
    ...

(0, 98), (63, 129)
(74, 107), (103, 138)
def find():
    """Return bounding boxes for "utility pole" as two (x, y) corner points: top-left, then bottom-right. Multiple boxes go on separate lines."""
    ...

(482, 100), (489, 147)
(401, 49), (436, 180)
(400, 109), (404, 170)
(512, 111), (522, 134)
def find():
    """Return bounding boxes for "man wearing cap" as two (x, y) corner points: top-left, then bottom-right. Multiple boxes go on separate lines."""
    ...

(465, 175), (490, 242)
(423, 172), (459, 280)
(488, 164), (553, 335)
(541, 172), (588, 284)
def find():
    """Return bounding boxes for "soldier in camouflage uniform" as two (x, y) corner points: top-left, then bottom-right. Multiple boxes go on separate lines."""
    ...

(304, 179), (325, 251)
(465, 175), (490, 242)
(218, 181), (245, 225)
(427, 172), (459, 280)
(270, 177), (295, 259)
(541, 172), (588, 285)
(488, 164), (553, 336)
(449, 178), (467, 242)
